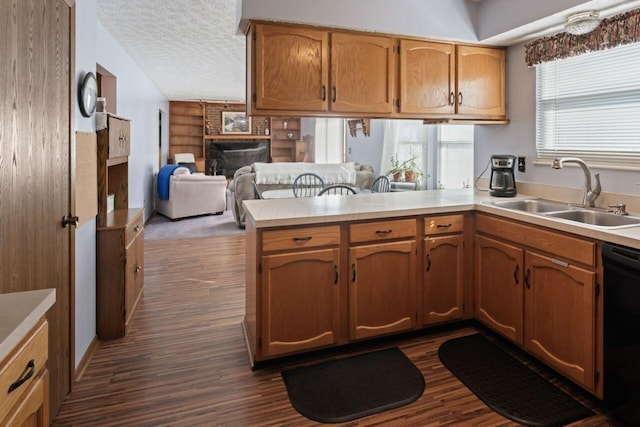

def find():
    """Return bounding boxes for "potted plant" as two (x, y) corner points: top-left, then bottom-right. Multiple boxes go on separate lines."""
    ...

(403, 155), (424, 183)
(386, 155), (404, 181)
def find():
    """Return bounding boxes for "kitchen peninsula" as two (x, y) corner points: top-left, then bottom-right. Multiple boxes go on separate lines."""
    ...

(243, 188), (640, 399)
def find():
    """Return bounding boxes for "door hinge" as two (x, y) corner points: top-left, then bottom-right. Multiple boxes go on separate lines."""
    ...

(595, 283), (600, 297)
(595, 369), (600, 383)
(252, 93), (257, 103)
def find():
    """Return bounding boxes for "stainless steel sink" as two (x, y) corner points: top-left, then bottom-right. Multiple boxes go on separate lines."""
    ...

(544, 210), (640, 228)
(488, 199), (571, 213)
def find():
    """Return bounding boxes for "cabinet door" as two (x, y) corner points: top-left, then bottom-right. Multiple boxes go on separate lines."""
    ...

(399, 40), (455, 115)
(423, 235), (464, 325)
(475, 234), (524, 344)
(107, 117), (130, 159)
(524, 251), (596, 390)
(349, 240), (416, 340)
(331, 33), (395, 114)
(456, 45), (506, 118)
(261, 248), (340, 357)
(124, 239), (137, 327)
(134, 231), (144, 304)
(255, 24), (329, 111)
(1, 371), (48, 427)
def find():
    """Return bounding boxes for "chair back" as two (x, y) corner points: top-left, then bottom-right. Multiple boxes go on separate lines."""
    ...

(371, 175), (391, 193)
(252, 181), (263, 200)
(318, 184), (357, 196)
(293, 173), (325, 197)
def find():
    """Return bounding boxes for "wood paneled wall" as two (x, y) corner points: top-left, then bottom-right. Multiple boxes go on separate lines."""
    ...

(0, 0), (74, 418)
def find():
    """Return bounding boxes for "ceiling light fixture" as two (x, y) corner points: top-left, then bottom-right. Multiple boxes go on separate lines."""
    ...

(565, 11), (601, 35)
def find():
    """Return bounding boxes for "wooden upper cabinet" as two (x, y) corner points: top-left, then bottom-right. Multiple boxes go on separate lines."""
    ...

(456, 45), (506, 118)
(254, 24), (329, 111)
(399, 40), (455, 115)
(330, 33), (395, 114)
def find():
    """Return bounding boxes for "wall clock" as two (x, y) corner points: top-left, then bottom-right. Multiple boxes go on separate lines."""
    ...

(79, 72), (98, 117)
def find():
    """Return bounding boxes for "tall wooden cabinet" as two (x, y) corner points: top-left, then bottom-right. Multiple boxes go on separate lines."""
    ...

(168, 101), (205, 169)
(475, 214), (599, 394)
(96, 114), (144, 340)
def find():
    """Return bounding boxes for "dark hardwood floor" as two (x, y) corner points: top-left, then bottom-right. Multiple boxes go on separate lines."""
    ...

(53, 234), (618, 426)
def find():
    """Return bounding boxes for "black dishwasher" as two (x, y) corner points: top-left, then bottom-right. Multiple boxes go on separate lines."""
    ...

(603, 242), (640, 425)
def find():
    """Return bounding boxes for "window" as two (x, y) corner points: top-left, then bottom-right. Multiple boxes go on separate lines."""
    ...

(381, 121), (473, 189)
(536, 42), (640, 168)
(438, 125), (474, 189)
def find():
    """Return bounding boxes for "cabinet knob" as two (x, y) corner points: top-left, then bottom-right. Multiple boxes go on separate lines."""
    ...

(134, 225), (141, 232)
(135, 265), (141, 274)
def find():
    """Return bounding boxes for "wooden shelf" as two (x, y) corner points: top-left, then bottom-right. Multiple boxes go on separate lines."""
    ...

(204, 134), (271, 140)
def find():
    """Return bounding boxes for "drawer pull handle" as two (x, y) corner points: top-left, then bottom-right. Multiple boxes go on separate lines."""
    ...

(8, 359), (35, 393)
(426, 254), (431, 272)
(514, 265), (519, 285)
(352, 263), (356, 282)
(292, 236), (312, 242)
(334, 265), (339, 284)
(375, 229), (392, 235)
(525, 268), (531, 289)
(436, 223), (452, 229)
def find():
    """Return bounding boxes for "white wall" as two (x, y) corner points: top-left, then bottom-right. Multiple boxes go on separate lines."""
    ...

(475, 43), (640, 198)
(73, 1), (169, 368)
(239, 0), (478, 42)
(96, 21), (170, 219)
(74, 0), (98, 369)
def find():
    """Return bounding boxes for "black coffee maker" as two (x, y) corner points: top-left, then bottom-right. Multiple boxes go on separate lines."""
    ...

(489, 155), (517, 197)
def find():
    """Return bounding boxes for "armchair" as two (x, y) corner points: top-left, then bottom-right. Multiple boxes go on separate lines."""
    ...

(155, 167), (227, 220)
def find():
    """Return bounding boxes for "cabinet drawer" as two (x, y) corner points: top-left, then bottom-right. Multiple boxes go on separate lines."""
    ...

(424, 214), (463, 235)
(350, 219), (416, 243)
(0, 320), (48, 422)
(262, 226), (340, 252)
(476, 214), (595, 267)
(125, 212), (144, 246)
(107, 116), (130, 159)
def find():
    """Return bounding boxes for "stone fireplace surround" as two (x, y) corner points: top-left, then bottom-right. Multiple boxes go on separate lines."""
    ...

(207, 140), (269, 177)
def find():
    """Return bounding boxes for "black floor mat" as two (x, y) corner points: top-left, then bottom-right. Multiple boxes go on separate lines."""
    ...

(438, 334), (595, 427)
(282, 347), (425, 423)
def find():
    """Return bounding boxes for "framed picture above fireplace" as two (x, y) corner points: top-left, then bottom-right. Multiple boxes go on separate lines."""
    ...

(222, 111), (252, 134)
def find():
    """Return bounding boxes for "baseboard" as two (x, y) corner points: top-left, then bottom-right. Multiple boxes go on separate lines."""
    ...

(74, 335), (99, 383)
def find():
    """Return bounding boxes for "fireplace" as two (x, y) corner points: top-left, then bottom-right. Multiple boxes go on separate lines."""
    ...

(207, 141), (269, 178)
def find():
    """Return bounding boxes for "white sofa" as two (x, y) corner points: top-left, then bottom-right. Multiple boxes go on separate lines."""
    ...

(155, 168), (227, 220)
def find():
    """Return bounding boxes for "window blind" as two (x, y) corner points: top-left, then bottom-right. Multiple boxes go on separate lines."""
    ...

(536, 42), (640, 168)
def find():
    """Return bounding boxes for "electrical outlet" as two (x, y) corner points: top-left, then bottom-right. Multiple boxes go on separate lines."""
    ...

(518, 157), (526, 173)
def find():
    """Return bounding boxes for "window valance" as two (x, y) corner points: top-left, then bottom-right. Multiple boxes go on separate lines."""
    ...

(525, 8), (640, 66)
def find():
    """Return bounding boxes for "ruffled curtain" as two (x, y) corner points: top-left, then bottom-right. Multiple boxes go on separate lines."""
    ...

(525, 8), (640, 66)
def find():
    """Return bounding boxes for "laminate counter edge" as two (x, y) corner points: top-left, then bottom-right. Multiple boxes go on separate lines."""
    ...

(0, 289), (56, 362)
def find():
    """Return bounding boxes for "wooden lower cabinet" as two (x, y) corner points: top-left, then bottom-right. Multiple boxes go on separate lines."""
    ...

(261, 248), (341, 357)
(423, 234), (464, 325)
(475, 214), (599, 394)
(97, 208), (145, 339)
(348, 240), (417, 340)
(1, 319), (49, 427)
(475, 234), (524, 343)
(524, 251), (596, 390)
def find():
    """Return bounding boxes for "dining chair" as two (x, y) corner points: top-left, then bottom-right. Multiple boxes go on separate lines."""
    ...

(317, 184), (357, 196)
(293, 173), (325, 197)
(370, 175), (391, 193)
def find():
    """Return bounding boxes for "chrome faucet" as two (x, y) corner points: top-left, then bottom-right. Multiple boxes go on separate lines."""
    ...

(551, 157), (601, 207)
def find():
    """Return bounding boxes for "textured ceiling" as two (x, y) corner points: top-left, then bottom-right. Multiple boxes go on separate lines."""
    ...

(97, 0), (246, 102)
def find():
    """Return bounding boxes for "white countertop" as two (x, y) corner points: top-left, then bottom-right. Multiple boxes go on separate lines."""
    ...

(0, 289), (56, 363)
(244, 188), (640, 250)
